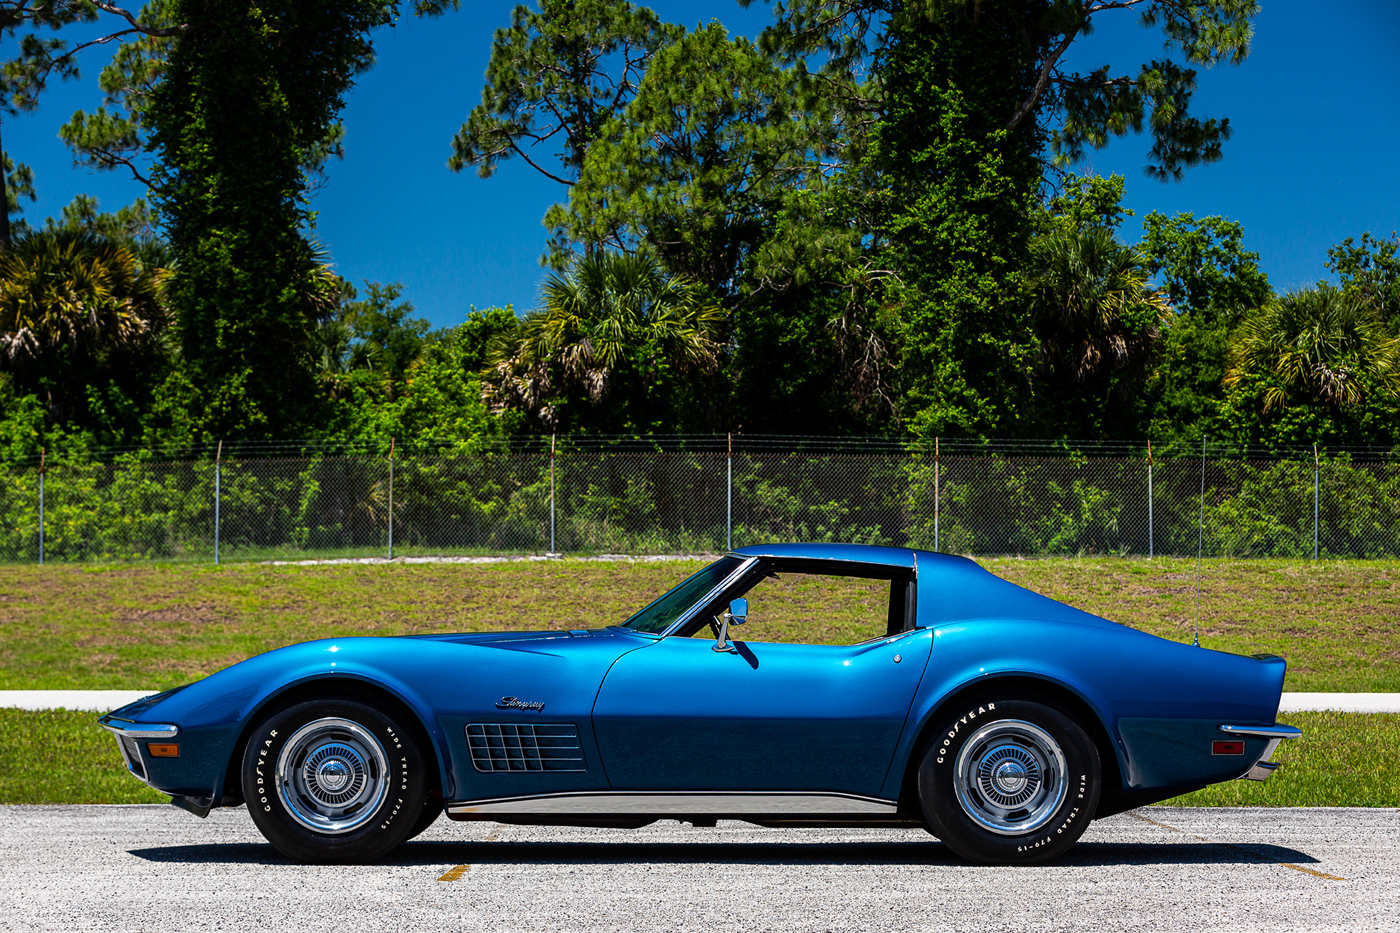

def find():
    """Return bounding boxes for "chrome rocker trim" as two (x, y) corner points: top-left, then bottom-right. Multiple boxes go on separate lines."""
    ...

(447, 790), (899, 818)
(1219, 723), (1302, 782)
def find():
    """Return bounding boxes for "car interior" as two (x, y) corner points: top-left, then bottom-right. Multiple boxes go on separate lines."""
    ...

(681, 558), (917, 646)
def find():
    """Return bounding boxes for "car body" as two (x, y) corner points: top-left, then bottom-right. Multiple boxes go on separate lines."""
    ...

(99, 544), (1300, 863)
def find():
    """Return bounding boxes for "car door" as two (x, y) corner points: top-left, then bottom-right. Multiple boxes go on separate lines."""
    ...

(591, 564), (932, 798)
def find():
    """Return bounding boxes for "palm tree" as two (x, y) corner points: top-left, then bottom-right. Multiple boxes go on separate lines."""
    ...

(1226, 285), (1400, 410)
(486, 250), (724, 425)
(0, 229), (169, 362)
(1026, 226), (1168, 383)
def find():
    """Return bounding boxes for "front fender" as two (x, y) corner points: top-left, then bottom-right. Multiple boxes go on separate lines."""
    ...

(124, 639), (459, 802)
(116, 630), (651, 804)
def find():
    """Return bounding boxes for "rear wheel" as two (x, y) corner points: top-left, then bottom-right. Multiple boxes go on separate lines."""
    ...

(242, 698), (427, 863)
(917, 697), (1100, 864)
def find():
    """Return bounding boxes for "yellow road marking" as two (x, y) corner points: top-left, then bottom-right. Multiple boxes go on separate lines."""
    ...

(437, 863), (469, 882)
(438, 824), (504, 881)
(1129, 811), (1346, 880)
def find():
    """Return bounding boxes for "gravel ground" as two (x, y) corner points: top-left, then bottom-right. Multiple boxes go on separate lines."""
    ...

(1, 805), (1395, 933)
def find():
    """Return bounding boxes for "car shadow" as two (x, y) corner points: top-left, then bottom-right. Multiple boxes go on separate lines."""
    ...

(126, 839), (1323, 868)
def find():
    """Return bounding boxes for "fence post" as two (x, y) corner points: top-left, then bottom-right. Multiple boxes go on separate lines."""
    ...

(1147, 439), (1154, 559)
(388, 438), (395, 560)
(726, 433), (733, 551)
(549, 433), (556, 555)
(934, 437), (940, 552)
(37, 447), (45, 566)
(1313, 443), (1319, 561)
(214, 440), (222, 565)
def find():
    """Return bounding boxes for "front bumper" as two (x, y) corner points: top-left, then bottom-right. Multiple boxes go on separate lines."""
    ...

(97, 715), (179, 786)
(1219, 723), (1302, 781)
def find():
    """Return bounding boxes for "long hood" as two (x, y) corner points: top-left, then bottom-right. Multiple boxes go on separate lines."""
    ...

(123, 627), (653, 732)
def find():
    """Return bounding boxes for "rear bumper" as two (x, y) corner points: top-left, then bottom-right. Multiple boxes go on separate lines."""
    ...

(1219, 723), (1302, 781)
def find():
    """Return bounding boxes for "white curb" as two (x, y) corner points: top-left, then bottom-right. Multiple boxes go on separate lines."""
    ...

(0, 690), (159, 712)
(1278, 692), (1400, 713)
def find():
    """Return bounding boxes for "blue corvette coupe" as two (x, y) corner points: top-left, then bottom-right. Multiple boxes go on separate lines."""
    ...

(99, 543), (1299, 864)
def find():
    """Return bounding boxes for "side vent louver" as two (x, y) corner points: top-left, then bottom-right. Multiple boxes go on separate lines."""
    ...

(466, 723), (586, 773)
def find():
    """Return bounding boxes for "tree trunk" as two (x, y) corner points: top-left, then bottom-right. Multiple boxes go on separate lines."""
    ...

(0, 111), (11, 251)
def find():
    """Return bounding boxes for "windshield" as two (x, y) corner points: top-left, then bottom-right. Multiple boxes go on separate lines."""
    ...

(620, 556), (745, 634)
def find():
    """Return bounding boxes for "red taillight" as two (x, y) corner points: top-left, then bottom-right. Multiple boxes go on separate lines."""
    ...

(1212, 740), (1245, 756)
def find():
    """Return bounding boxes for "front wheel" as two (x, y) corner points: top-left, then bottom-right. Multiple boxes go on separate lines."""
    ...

(242, 698), (427, 863)
(917, 697), (1100, 864)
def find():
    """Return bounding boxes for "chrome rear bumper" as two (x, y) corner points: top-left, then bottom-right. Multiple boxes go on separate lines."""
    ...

(1219, 723), (1302, 781)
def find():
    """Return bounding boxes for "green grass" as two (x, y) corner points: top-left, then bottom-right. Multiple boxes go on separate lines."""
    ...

(0, 709), (166, 804)
(5, 557), (1394, 807)
(984, 557), (1400, 692)
(1, 709), (1393, 807)
(0, 559), (709, 690)
(1, 555), (1397, 691)
(1161, 710), (1400, 807)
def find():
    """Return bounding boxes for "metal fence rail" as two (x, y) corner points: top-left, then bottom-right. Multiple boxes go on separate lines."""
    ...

(3, 438), (1399, 563)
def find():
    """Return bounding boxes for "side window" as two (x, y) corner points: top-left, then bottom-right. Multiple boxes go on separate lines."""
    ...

(714, 572), (895, 646)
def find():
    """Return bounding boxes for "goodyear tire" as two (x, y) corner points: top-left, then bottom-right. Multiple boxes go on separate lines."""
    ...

(917, 698), (1100, 865)
(406, 794), (444, 841)
(242, 698), (427, 863)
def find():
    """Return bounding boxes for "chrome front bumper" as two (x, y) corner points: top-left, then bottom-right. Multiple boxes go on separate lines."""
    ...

(98, 715), (179, 786)
(1219, 723), (1302, 781)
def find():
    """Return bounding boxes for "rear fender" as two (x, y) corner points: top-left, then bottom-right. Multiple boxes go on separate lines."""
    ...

(879, 625), (1122, 801)
(880, 617), (1286, 802)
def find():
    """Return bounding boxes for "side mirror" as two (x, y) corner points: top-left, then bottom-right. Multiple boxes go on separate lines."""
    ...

(712, 598), (749, 652)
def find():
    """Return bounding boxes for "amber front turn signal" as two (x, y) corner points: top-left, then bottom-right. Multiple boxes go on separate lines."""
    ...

(147, 743), (180, 758)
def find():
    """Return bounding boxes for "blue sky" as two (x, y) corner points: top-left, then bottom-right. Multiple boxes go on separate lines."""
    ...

(9, 1), (1399, 329)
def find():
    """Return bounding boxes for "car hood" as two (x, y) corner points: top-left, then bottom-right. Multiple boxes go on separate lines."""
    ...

(406, 627), (640, 649)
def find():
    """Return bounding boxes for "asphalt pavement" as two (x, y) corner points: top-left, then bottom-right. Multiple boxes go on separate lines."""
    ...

(1, 805), (1395, 932)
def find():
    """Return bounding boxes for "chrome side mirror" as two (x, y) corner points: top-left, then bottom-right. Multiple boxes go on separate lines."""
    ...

(712, 598), (749, 652)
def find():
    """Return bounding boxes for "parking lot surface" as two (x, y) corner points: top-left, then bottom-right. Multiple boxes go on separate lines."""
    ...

(1, 805), (1395, 932)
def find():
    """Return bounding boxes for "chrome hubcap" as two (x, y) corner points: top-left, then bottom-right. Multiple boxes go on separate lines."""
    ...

(953, 719), (1067, 836)
(277, 718), (389, 835)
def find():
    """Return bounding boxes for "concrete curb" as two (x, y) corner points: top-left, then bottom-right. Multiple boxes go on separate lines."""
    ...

(0, 691), (159, 712)
(1278, 692), (1400, 713)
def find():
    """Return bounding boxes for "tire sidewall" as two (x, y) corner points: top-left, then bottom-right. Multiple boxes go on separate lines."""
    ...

(243, 698), (426, 863)
(918, 698), (1100, 864)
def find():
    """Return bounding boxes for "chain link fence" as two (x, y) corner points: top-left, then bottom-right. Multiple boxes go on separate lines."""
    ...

(3, 438), (1399, 563)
